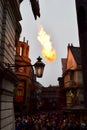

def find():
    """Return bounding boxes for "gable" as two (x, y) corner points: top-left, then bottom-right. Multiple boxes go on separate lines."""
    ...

(67, 48), (77, 70)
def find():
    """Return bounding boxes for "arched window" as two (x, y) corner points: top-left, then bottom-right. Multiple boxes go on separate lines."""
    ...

(20, 46), (23, 56)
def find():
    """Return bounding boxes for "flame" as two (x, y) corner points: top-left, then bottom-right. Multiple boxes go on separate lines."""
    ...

(37, 25), (56, 62)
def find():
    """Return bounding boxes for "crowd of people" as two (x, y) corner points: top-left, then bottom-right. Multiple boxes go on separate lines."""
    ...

(15, 111), (87, 130)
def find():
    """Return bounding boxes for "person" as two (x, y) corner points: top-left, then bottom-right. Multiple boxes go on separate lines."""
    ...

(20, 116), (27, 130)
(74, 121), (80, 130)
(15, 117), (21, 130)
(46, 119), (52, 130)
(60, 119), (68, 130)
(57, 120), (62, 130)
(67, 120), (74, 130)
(80, 121), (87, 130)
(15, 122), (21, 130)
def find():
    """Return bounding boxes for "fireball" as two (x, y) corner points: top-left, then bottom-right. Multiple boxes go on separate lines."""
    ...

(37, 25), (56, 62)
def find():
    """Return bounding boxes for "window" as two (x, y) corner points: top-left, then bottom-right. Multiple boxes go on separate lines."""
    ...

(20, 46), (23, 56)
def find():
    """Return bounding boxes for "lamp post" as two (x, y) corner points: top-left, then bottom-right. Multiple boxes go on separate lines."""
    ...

(7, 56), (45, 78)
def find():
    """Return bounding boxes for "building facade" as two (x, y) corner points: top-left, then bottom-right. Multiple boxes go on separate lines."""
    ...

(40, 85), (60, 111)
(14, 39), (34, 115)
(75, 0), (87, 107)
(60, 44), (87, 120)
(0, 0), (23, 129)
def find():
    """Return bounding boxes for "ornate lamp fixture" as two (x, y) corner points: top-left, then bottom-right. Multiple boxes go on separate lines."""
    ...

(34, 56), (45, 77)
(7, 56), (45, 78)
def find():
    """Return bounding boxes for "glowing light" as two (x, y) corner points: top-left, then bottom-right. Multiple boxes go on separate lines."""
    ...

(37, 25), (56, 62)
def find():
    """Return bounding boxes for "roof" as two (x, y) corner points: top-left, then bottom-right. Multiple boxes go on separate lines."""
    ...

(69, 46), (82, 65)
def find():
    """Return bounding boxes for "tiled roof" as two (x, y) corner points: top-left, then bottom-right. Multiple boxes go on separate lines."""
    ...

(70, 46), (82, 65)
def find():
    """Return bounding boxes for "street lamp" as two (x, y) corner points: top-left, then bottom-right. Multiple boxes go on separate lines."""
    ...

(34, 56), (45, 77)
(7, 56), (45, 78)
